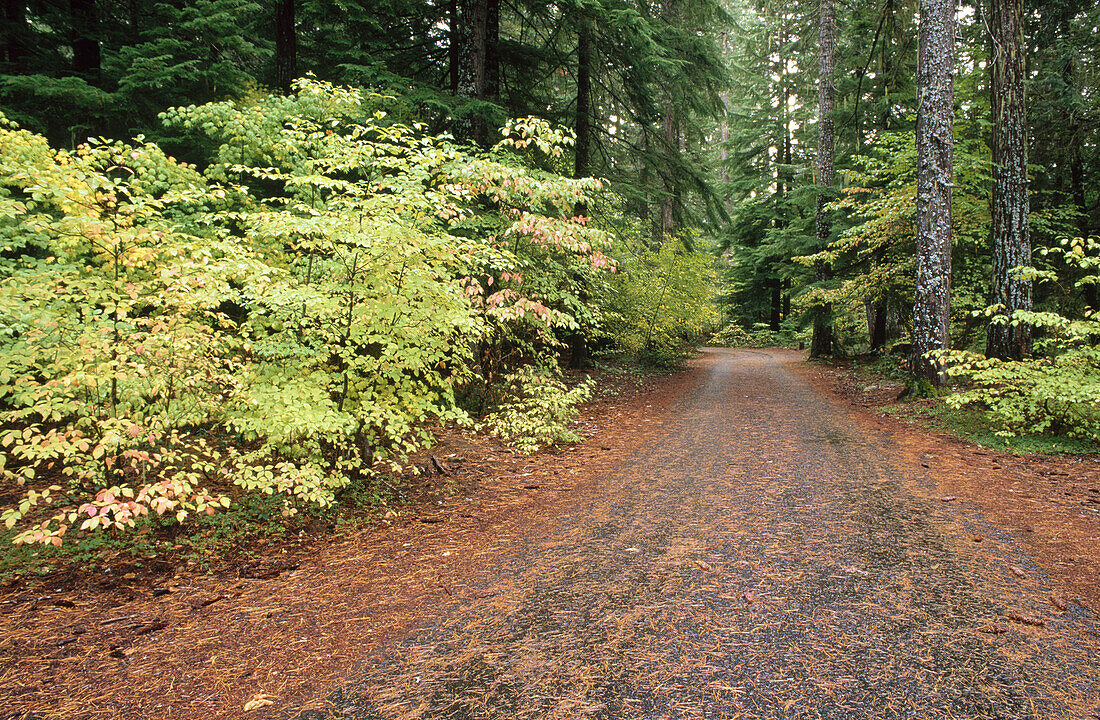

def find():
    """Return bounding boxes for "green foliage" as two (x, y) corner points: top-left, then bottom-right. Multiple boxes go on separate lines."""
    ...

(480, 366), (594, 454)
(0, 81), (619, 546)
(940, 237), (1100, 442)
(605, 236), (718, 366)
(710, 322), (800, 348)
(795, 128), (994, 352)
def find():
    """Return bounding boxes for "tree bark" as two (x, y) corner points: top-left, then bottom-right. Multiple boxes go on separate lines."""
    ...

(868, 299), (888, 352)
(274, 0), (297, 95)
(485, 0), (499, 101)
(986, 0), (1031, 360)
(811, 0), (836, 358)
(455, 0), (499, 145)
(574, 14), (592, 188)
(70, 0), (101, 84)
(449, 0), (460, 94)
(720, 32), (730, 192)
(2, 0), (29, 70)
(910, 0), (955, 386)
(769, 279), (782, 332)
(569, 12), (594, 368)
(660, 109), (680, 240)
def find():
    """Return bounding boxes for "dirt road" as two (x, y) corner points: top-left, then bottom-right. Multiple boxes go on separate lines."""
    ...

(294, 349), (1100, 719)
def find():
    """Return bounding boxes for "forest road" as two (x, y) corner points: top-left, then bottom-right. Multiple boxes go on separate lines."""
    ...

(296, 348), (1100, 720)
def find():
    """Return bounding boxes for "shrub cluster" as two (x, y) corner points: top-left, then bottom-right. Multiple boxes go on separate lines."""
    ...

(0, 81), (617, 545)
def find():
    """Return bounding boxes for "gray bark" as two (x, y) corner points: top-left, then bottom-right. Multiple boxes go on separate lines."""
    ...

(910, 0), (955, 385)
(455, 0), (498, 145)
(985, 0), (1031, 360)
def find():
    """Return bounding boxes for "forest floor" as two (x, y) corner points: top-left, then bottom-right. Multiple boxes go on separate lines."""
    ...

(2, 348), (1099, 720)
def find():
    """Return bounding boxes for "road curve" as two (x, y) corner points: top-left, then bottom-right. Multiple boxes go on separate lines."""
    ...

(295, 348), (1100, 720)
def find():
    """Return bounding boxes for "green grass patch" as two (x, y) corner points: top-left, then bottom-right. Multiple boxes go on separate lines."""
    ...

(880, 400), (1099, 455)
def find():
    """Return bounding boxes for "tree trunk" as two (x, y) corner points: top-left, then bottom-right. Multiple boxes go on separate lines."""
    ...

(775, 28), (790, 200)
(455, 0), (499, 145)
(868, 299), (888, 352)
(720, 33), (730, 192)
(660, 109), (679, 240)
(449, 0), (460, 94)
(574, 14), (592, 193)
(658, 0), (681, 242)
(455, 0), (488, 143)
(569, 13), (594, 367)
(811, 0), (836, 358)
(2, 0), (29, 70)
(274, 0), (297, 95)
(986, 0), (1031, 360)
(770, 279), (781, 331)
(485, 0), (499, 101)
(70, 0), (101, 84)
(910, 0), (955, 386)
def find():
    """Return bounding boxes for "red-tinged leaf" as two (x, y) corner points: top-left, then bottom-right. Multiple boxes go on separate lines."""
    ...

(1007, 613), (1045, 627)
(1049, 594), (1068, 611)
(1009, 565), (1028, 579)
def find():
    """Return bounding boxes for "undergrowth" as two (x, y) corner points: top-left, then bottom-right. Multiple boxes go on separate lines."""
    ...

(0, 474), (413, 583)
(836, 353), (1097, 455)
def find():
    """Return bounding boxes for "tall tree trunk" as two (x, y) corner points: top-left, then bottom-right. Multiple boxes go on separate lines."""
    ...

(910, 0), (955, 386)
(70, 0), (100, 84)
(658, 0), (681, 242)
(449, 0), (460, 94)
(810, 0), (836, 358)
(2, 0), (29, 70)
(485, 0), (499, 101)
(986, 0), (1031, 360)
(720, 32), (730, 193)
(769, 279), (782, 332)
(660, 109), (679, 240)
(569, 12), (594, 370)
(868, 299), (888, 352)
(274, 0), (297, 95)
(574, 14), (592, 192)
(455, 0), (499, 145)
(775, 29), (790, 200)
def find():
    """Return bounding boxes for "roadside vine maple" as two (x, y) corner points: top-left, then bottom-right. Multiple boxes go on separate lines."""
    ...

(0, 80), (617, 545)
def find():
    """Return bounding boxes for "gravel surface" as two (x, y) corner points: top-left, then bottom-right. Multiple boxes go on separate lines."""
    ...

(294, 348), (1100, 720)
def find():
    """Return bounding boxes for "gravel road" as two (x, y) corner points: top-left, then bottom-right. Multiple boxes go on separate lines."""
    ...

(294, 348), (1100, 720)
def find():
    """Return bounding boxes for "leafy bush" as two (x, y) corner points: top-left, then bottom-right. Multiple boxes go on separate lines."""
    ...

(0, 81), (617, 545)
(711, 322), (800, 348)
(480, 367), (594, 454)
(604, 237), (717, 366)
(940, 237), (1100, 441)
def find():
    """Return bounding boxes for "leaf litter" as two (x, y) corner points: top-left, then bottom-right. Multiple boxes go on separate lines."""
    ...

(3, 350), (1099, 719)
